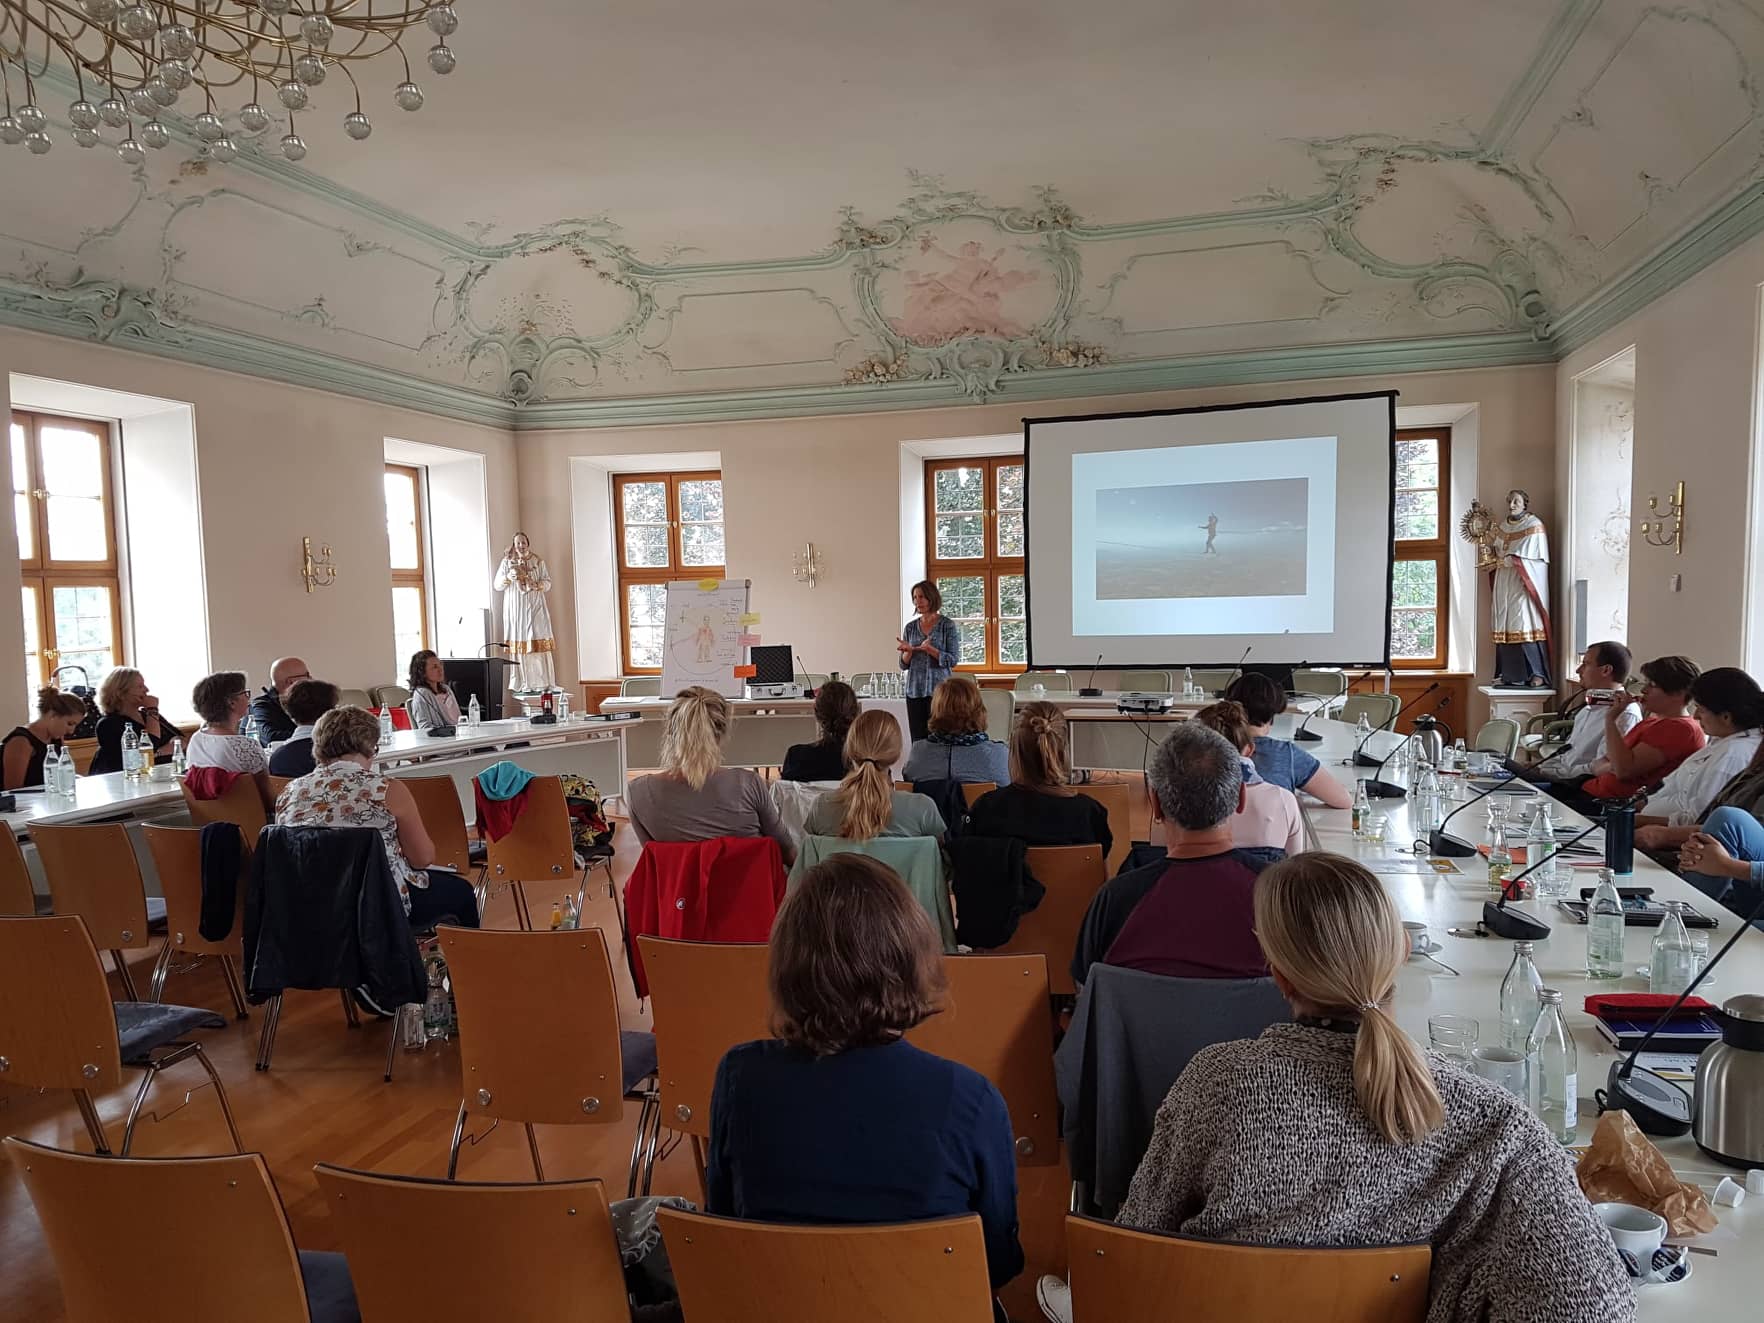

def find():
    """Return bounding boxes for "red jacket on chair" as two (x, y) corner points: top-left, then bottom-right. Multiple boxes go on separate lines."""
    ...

(624, 836), (787, 997)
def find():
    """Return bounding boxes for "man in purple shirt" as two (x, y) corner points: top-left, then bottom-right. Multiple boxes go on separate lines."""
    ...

(1070, 722), (1285, 986)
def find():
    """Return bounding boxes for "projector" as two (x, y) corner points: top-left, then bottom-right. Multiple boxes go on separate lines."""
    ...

(1117, 693), (1174, 714)
(746, 682), (804, 700)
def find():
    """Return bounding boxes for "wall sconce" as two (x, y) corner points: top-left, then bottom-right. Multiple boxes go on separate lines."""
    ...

(1638, 481), (1686, 555)
(792, 542), (821, 588)
(301, 536), (338, 593)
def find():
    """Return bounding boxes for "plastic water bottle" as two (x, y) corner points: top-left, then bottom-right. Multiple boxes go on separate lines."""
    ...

(121, 726), (142, 780)
(170, 736), (185, 776)
(1649, 901), (1697, 995)
(42, 744), (62, 796)
(1527, 802), (1561, 897)
(1586, 868), (1626, 978)
(1528, 988), (1578, 1143)
(1499, 940), (1544, 1052)
(422, 953), (451, 1041)
(378, 708), (394, 748)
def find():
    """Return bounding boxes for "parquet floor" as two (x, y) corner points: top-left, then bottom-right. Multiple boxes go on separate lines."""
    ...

(0, 784), (1142, 1321)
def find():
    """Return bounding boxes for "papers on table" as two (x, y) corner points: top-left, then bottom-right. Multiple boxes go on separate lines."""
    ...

(1635, 1052), (1701, 1082)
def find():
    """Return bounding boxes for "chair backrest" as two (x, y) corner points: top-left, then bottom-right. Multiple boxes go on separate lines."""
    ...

(1292, 667), (1349, 699)
(142, 825), (241, 957)
(959, 781), (997, 808)
(621, 676), (662, 697)
(313, 1165), (628, 1322)
(181, 776), (269, 850)
(1339, 692), (1401, 731)
(6, 1138), (313, 1323)
(0, 915), (123, 1091)
(638, 937), (772, 1140)
(29, 822), (150, 950)
(996, 845), (1105, 996)
(481, 774), (576, 885)
(438, 925), (629, 1126)
(1115, 670), (1172, 693)
(1066, 1216), (1430, 1323)
(907, 954), (1058, 1165)
(401, 774), (474, 873)
(796, 673), (830, 689)
(369, 683), (412, 708)
(337, 687), (374, 709)
(0, 829), (37, 914)
(1188, 668), (1236, 696)
(1015, 670), (1073, 692)
(1078, 781), (1133, 877)
(847, 672), (875, 694)
(793, 835), (954, 952)
(1473, 718), (1520, 758)
(980, 686), (1014, 738)
(659, 1207), (997, 1323)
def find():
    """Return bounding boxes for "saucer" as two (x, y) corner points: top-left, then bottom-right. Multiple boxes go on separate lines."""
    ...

(1410, 939), (1444, 958)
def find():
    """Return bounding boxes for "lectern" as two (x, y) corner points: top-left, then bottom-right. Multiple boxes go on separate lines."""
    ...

(443, 656), (517, 721)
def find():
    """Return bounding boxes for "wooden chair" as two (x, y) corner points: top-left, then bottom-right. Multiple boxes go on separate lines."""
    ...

(1066, 1216), (1430, 1322)
(265, 774), (294, 801)
(30, 822), (153, 1000)
(314, 1167), (626, 1323)
(401, 774), (487, 911)
(141, 825), (248, 1019)
(181, 776), (269, 849)
(479, 774), (579, 930)
(5, 1139), (348, 1323)
(638, 937), (772, 1190)
(659, 1207), (997, 1323)
(0, 915), (241, 1155)
(960, 781), (997, 808)
(994, 845), (1106, 997)
(0, 829), (37, 914)
(437, 925), (659, 1194)
(908, 954), (1058, 1165)
(1079, 780), (1132, 877)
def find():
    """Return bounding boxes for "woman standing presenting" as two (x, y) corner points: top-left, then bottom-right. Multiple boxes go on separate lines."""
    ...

(897, 580), (960, 743)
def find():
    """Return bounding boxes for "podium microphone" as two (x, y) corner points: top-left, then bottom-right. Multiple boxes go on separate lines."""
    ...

(1478, 816), (1604, 941)
(1293, 668), (1372, 742)
(1079, 653), (1106, 698)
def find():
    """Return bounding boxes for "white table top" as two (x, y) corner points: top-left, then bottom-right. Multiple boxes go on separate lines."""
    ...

(1288, 716), (1757, 1314)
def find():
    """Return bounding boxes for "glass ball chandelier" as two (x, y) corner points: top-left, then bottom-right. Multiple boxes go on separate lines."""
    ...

(0, 1), (461, 163)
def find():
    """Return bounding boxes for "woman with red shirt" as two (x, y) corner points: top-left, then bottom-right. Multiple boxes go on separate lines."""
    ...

(1578, 655), (1704, 801)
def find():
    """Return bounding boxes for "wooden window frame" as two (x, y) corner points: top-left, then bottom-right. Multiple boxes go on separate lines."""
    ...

(385, 463), (430, 662)
(614, 470), (726, 675)
(12, 409), (125, 691)
(1391, 427), (1450, 671)
(923, 456), (1026, 672)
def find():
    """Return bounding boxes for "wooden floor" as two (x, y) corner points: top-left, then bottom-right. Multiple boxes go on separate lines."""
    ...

(0, 784), (1135, 1322)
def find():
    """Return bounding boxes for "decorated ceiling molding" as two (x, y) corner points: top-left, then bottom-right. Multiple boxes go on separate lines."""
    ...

(3, 0), (1764, 427)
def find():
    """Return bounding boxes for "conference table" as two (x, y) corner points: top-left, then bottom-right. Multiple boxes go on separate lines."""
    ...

(1292, 715), (1759, 1317)
(601, 694), (913, 772)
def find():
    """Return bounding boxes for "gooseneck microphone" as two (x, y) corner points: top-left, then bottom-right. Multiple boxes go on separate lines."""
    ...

(1228, 644), (1253, 689)
(1478, 817), (1604, 941)
(1079, 654), (1106, 698)
(795, 653), (816, 697)
(1426, 775), (1517, 858)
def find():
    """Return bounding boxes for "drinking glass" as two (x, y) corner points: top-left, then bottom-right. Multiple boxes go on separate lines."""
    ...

(1363, 814), (1389, 845)
(1470, 1045), (1529, 1099)
(1428, 1014), (1479, 1063)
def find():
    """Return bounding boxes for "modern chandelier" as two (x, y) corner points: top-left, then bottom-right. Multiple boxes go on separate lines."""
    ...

(0, 1), (461, 163)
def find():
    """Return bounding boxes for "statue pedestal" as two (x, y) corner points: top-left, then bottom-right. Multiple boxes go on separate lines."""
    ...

(1478, 685), (1553, 729)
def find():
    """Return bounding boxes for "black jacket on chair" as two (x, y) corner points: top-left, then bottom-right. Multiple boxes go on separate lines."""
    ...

(243, 826), (426, 1010)
(948, 834), (1044, 949)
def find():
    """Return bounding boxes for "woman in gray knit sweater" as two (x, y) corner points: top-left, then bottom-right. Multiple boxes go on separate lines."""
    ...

(1114, 853), (1633, 1323)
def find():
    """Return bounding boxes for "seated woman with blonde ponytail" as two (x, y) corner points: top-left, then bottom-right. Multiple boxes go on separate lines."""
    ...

(1115, 853), (1630, 1323)
(804, 710), (946, 841)
(627, 686), (796, 865)
(967, 702), (1111, 855)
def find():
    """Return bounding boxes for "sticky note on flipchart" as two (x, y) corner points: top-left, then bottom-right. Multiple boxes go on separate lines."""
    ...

(738, 632), (761, 647)
(733, 664), (757, 679)
(739, 612), (761, 626)
(696, 578), (721, 591)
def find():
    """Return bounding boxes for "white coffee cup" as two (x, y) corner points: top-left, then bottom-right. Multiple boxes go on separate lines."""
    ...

(1402, 920), (1429, 954)
(1595, 1202), (1667, 1261)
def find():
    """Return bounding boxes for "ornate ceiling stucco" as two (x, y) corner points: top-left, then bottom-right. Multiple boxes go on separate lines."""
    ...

(2, 0), (1763, 427)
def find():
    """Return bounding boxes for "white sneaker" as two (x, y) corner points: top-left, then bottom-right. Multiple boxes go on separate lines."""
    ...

(1036, 1274), (1072, 1323)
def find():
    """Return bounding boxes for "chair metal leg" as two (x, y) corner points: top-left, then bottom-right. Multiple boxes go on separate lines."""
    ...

(255, 994), (284, 1071)
(147, 942), (175, 1003)
(340, 987), (361, 1028)
(73, 1089), (111, 1155)
(383, 1017), (398, 1083)
(625, 1090), (654, 1198)
(119, 1064), (158, 1157)
(524, 1122), (545, 1180)
(110, 949), (140, 1002)
(641, 1101), (664, 1196)
(218, 955), (249, 1021)
(445, 1101), (469, 1179)
(190, 1044), (245, 1153)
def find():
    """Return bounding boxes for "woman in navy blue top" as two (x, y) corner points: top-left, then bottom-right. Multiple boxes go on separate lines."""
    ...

(706, 853), (1023, 1290)
(898, 580), (961, 743)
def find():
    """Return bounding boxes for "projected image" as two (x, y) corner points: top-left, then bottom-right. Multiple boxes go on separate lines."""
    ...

(1094, 477), (1309, 600)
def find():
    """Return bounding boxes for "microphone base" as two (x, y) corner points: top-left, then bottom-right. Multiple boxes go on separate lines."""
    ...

(1293, 729), (1323, 741)
(1428, 830), (1478, 858)
(1479, 900), (1550, 942)
(1077, 688), (1104, 698)
(1354, 750), (1385, 767)
(1363, 779), (1407, 799)
(1602, 1061), (1693, 1137)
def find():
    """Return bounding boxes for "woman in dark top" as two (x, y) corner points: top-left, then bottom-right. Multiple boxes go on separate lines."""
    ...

(2, 687), (86, 789)
(708, 853), (1023, 1291)
(89, 667), (178, 775)
(967, 702), (1111, 855)
(781, 680), (859, 782)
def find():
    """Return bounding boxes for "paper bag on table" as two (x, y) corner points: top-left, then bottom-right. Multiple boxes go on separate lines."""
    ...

(1575, 1110), (1717, 1237)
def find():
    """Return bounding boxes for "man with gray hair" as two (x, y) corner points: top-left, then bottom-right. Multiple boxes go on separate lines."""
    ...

(1070, 721), (1287, 986)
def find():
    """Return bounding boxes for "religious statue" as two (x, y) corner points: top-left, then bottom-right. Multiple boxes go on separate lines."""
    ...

(1462, 491), (1551, 687)
(493, 531), (556, 691)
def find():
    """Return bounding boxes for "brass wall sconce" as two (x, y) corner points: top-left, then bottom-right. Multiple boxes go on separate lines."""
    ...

(792, 541), (822, 588)
(1638, 481), (1686, 555)
(301, 536), (338, 593)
